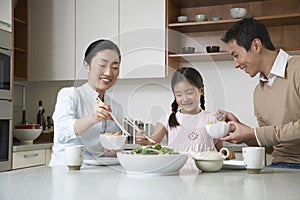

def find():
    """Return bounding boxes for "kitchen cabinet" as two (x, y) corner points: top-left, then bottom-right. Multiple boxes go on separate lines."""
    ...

(28, 0), (75, 81)
(119, 0), (166, 78)
(12, 148), (52, 169)
(75, 0), (119, 80)
(0, 0), (12, 32)
(13, 0), (28, 80)
(167, 0), (300, 69)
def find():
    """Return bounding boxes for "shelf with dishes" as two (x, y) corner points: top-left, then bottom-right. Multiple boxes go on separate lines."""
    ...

(168, 48), (300, 64)
(168, 13), (300, 33)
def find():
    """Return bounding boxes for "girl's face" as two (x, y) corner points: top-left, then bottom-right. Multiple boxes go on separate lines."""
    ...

(85, 49), (120, 95)
(173, 80), (203, 115)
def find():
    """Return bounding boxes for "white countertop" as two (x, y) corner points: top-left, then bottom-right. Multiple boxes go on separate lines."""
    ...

(0, 163), (299, 200)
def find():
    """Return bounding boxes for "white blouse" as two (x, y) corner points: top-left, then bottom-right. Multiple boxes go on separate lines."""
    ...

(49, 83), (123, 166)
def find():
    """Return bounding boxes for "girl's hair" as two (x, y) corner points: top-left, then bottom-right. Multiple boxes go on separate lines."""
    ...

(168, 67), (205, 128)
(84, 39), (121, 65)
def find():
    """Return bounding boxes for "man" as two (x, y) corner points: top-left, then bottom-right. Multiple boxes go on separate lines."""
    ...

(218, 17), (300, 169)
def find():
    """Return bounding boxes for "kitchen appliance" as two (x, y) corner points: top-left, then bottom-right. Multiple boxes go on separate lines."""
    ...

(0, 29), (13, 172)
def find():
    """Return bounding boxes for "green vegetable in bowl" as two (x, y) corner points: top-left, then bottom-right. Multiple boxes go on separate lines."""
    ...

(131, 143), (179, 155)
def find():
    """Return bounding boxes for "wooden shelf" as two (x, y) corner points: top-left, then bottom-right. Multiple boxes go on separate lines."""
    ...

(14, 47), (27, 53)
(169, 49), (300, 63)
(168, 13), (300, 33)
(170, 0), (266, 8)
(14, 17), (27, 24)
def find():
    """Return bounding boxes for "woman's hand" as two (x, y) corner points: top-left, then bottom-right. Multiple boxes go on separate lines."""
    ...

(104, 148), (120, 157)
(94, 101), (113, 122)
(136, 131), (153, 146)
(215, 109), (240, 123)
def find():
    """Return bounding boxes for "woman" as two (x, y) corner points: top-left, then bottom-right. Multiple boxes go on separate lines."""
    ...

(49, 39), (123, 166)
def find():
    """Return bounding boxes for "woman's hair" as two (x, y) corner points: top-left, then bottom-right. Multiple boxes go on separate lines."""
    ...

(221, 17), (275, 51)
(84, 39), (121, 65)
(168, 67), (205, 128)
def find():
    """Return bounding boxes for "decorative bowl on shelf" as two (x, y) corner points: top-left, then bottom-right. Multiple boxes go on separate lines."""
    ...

(14, 125), (43, 144)
(230, 8), (248, 19)
(181, 47), (195, 54)
(177, 16), (188, 22)
(206, 46), (220, 53)
(195, 14), (206, 22)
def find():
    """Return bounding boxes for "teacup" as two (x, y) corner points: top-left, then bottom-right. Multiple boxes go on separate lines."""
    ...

(65, 145), (85, 170)
(205, 121), (230, 138)
(242, 147), (265, 174)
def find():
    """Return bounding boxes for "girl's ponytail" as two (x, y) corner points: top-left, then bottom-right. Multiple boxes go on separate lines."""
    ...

(168, 99), (180, 128)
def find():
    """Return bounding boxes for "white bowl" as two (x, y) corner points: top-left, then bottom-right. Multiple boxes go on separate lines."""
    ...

(194, 159), (224, 172)
(205, 121), (230, 138)
(14, 128), (42, 144)
(177, 16), (188, 22)
(195, 14), (206, 22)
(230, 8), (248, 19)
(100, 134), (126, 150)
(117, 151), (188, 175)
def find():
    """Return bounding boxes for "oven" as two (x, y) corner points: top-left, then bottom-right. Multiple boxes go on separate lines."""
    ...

(0, 29), (12, 171)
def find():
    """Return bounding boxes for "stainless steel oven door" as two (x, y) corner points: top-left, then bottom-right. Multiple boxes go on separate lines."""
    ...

(0, 100), (12, 171)
(0, 29), (12, 100)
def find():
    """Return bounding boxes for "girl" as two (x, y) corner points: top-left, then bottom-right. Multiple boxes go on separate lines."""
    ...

(137, 67), (223, 152)
(49, 39), (123, 166)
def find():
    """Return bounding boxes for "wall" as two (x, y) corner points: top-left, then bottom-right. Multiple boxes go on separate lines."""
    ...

(15, 61), (258, 129)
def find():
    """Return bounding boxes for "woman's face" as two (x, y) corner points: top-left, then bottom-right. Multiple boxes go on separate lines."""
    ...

(85, 49), (120, 94)
(173, 80), (203, 115)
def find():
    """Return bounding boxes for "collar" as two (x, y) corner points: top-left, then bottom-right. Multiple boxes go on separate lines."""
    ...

(259, 49), (290, 88)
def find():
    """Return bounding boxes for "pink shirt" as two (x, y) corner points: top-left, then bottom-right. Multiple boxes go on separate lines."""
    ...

(160, 111), (216, 152)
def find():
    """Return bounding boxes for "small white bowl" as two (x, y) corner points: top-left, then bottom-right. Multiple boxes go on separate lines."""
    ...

(195, 14), (206, 22)
(205, 121), (230, 139)
(194, 159), (224, 172)
(230, 8), (248, 19)
(14, 128), (43, 144)
(100, 134), (126, 150)
(117, 151), (188, 175)
(177, 16), (188, 22)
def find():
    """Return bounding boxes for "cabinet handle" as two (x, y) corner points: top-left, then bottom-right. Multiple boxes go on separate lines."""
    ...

(0, 20), (12, 27)
(24, 153), (39, 158)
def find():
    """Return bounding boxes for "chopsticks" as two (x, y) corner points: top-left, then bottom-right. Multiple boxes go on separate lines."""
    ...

(124, 118), (156, 144)
(96, 97), (130, 137)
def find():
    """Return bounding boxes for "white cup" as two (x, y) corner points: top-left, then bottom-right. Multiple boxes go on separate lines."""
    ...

(65, 145), (85, 170)
(242, 147), (265, 174)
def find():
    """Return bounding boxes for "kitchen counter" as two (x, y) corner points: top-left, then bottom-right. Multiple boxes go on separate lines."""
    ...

(0, 163), (299, 200)
(13, 142), (53, 152)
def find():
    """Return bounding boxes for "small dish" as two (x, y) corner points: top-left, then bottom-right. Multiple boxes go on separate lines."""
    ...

(206, 46), (220, 53)
(230, 8), (248, 19)
(100, 134), (126, 150)
(195, 14), (206, 22)
(211, 17), (222, 21)
(177, 16), (188, 22)
(181, 47), (195, 54)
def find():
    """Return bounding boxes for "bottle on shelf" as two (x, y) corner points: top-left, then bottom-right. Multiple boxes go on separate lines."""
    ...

(36, 100), (44, 129)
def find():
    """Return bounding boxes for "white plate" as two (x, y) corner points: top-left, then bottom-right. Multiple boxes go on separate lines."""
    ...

(223, 160), (245, 170)
(84, 157), (120, 166)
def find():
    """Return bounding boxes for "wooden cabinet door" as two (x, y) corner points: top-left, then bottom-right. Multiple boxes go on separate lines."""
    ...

(119, 0), (166, 79)
(29, 0), (75, 81)
(75, 0), (119, 80)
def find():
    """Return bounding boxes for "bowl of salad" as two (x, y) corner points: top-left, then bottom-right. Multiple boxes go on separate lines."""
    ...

(117, 144), (188, 175)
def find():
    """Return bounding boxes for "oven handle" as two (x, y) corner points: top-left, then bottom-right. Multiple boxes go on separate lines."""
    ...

(0, 20), (12, 28)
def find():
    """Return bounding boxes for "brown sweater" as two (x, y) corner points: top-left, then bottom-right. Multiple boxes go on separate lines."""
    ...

(254, 56), (300, 163)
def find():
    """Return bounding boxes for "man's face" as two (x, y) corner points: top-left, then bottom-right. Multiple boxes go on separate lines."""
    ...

(228, 40), (261, 77)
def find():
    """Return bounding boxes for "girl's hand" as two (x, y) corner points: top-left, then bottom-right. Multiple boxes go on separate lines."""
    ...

(136, 131), (153, 146)
(215, 109), (240, 123)
(93, 101), (113, 122)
